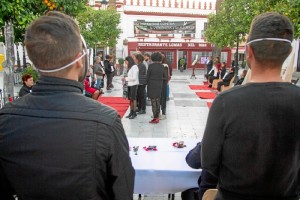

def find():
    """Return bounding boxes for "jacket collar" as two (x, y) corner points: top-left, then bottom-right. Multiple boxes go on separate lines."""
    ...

(32, 76), (83, 93)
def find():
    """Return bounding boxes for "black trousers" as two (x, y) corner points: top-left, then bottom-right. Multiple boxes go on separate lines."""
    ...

(208, 76), (218, 84)
(106, 73), (113, 89)
(217, 81), (229, 91)
(150, 98), (160, 118)
(137, 84), (146, 111)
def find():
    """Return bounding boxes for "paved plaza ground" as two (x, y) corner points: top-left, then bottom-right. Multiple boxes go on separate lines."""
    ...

(103, 69), (211, 200)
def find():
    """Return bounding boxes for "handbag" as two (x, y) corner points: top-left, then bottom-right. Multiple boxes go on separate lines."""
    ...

(122, 81), (128, 99)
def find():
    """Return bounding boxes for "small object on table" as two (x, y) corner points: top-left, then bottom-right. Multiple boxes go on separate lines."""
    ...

(143, 145), (157, 151)
(173, 141), (186, 148)
(133, 146), (139, 155)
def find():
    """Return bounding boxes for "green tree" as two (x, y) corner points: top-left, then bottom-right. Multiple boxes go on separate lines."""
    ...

(0, 0), (87, 101)
(76, 7), (121, 48)
(205, 0), (300, 48)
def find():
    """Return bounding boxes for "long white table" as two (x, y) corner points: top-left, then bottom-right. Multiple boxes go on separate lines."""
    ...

(128, 138), (201, 194)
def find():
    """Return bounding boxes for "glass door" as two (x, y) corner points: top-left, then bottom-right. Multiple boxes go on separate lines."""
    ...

(177, 51), (187, 70)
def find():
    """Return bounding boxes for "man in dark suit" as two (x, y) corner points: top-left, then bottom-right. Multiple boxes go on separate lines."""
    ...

(104, 54), (114, 90)
(206, 56), (213, 75)
(217, 67), (235, 91)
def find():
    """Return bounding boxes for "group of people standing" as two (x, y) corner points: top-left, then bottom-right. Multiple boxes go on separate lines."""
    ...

(84, 54), (115, 100)
(122, 51), (172, 124)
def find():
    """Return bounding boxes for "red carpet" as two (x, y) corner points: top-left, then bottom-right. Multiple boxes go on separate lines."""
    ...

(203, 81), (208, 85)
(196, 92), (217, 99)
(98, 97), (130, 118)
(189, 85), (214, 90)
(207, 102), (212, 109)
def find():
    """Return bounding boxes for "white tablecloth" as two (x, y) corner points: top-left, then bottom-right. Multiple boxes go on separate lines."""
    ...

(128, 138), (201, 194)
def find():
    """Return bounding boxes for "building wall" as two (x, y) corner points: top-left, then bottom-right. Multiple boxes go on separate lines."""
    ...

(88, 0), (231, 69)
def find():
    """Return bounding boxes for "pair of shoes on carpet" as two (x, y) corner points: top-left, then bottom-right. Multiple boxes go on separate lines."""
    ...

(149, 118), (159, 124)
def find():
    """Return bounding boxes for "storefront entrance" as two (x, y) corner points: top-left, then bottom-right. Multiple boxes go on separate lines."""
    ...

(128, 42), (232, 70)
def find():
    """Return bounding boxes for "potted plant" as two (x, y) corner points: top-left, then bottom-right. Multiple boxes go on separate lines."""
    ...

(22, 65), (39, 82)
(179, 58), (185, 72)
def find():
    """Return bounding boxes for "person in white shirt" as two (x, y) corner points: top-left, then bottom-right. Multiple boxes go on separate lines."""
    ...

(206, 65), (219, 88)
(122, 56), (139, 119)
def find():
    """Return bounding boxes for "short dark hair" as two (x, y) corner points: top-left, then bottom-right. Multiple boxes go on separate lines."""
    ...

(125, 56), (136, 69)
(25, 12), (82, 75)
(248, 12), (294, 65)
(22, 74), (33, 83)
(144, 53), (150, 57)
(151, 52), (163, 62)
(106, 55), (112, 60)
(135, 53), (144, 64)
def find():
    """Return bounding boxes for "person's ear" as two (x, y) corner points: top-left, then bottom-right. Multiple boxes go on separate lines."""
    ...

(74, 52), (83, 68)
(246, 45), (254, 59)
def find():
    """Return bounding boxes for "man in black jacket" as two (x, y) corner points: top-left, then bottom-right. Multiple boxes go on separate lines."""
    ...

(216, 67), (235, 91)
(0, 11), (134, 200)
(205, 56), (213, 76)
(104, 54), (114, 90)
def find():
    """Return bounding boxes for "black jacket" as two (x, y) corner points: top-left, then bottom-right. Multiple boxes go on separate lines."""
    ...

(138, 62), (147, 85)
(186, 142), (218, 200)
(104, 60), (113, 74)
(146, 62), (164, 99)
(19, 84), (32, 97)
(0, 76), (134, 200)
(223, 72), (235, 84)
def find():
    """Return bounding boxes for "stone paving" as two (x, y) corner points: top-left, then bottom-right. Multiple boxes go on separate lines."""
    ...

(102, 69), (211, 200)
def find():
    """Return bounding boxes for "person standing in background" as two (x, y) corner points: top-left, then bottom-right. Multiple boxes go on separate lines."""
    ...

(147, 52), (165, 124)
(123, 56), (139, 119)
(93, 56), (105, 89)
(104, 54), (114, 90)
(160, 54), (171, 119)
(161, 52), (172, 101)
(205, 56), (213, 76)
(135, 53), (147, 114)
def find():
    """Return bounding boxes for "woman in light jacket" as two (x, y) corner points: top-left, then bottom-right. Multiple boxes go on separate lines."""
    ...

(122, 56), (139, 119)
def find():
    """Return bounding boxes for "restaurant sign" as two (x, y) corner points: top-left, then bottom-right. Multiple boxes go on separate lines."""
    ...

(134, 21), (196, 34)
(136, 42), (210, 49)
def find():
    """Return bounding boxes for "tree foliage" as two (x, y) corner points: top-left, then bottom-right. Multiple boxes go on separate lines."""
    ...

(76, 7), (121, 48)
(0, 0), (88, 42)
(205, 0), (300, 48)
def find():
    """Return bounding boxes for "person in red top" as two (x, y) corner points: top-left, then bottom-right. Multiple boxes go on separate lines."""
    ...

(214, 57), (221, 71)
(84, 69), (102, 100)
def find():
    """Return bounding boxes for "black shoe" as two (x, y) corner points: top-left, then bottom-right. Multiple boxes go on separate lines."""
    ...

(208, 85), (212, 88)
(137, 110), (146, 114)
(126, 111), (133, 118)
(129, 112), (137, 119)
